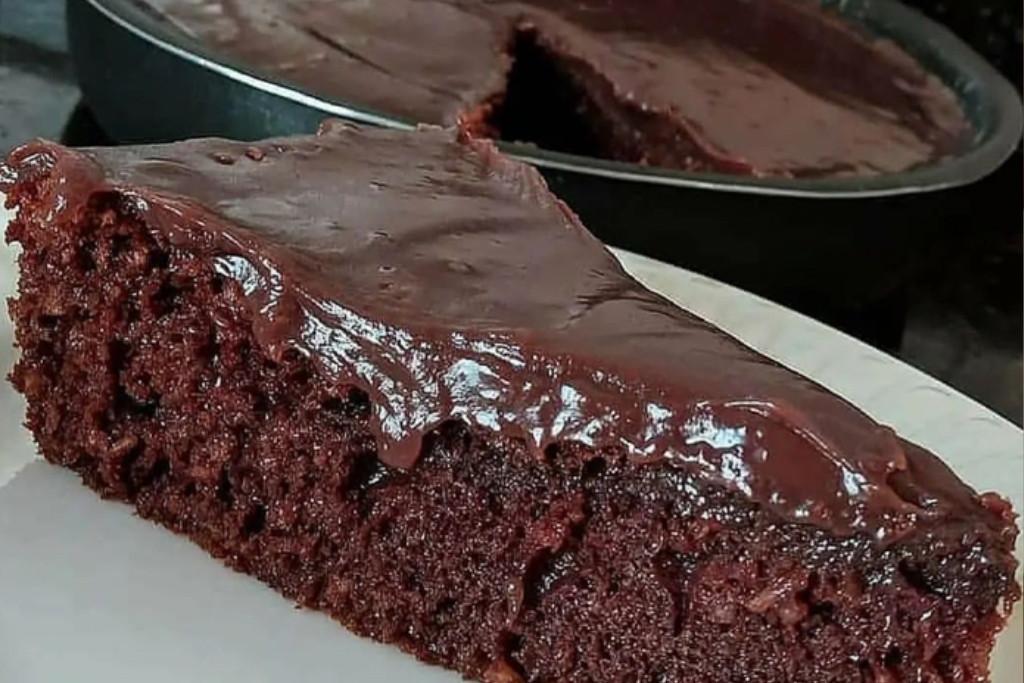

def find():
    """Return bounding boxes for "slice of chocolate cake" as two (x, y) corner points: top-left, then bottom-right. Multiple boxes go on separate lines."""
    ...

(128, 0), (969, 177)
(2, 123), (1018, 683)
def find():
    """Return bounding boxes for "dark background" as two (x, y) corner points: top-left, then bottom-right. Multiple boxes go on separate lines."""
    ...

(0, 0), (1021, 424)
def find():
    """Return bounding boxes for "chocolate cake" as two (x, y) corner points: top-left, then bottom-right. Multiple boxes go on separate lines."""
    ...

(130, 0), (969, 178)
(2, 123), (1018, 683)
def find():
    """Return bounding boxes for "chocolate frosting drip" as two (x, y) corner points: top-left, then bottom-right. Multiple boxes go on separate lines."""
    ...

(128, 0), (968, 176)
(1, 125), (997, 543)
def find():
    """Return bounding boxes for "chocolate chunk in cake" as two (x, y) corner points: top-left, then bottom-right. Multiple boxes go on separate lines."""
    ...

(128, 0), (969, 177)
(2, 123), (1017, 683)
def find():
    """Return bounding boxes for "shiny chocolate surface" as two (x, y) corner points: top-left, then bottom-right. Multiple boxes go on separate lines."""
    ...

(1, 124), (998, 543)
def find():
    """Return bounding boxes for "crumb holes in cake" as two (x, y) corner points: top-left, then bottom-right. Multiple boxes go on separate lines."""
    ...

(653, 549), (695, 636)
(373, 518), (394, 540)
(753, 559), (768, 579)
(104, 435), (143, 487)
(32, 342), (55, 364)
(109, 234), (132, 260)
(504, 633), (525, 658)
(486, 491), (504, 516)
(136, 389), (159, 417)
(347, 386), (371, 419)
(882, 647), (902, 670)
(142, 458), (170, 487)
(432, 598), (458, 627)
(37, 314), (60, 330)
(521, 547), (577, 611)
(897, 560), (941, 598)
(210, 274), (225, 295)
(216, 467), (234, 505)
(542, 442), (560, 467)
(112, 384), (160, 420)
(152, 279), (184, 316)
(321, 394), (357, 421)
(148, 249), (170, 270)
(197, 329), (219, 366)
(568, 517), (587, 542)
(251, 391), (271, 416)
(432, 420), (474, 464)
(124, 300), (141, 324)
(403, 571), (425, 595)
(77, 243), (97, 271)
(243, 503), (267, 536)
(807, 597), (835, 621)
(346, 451), (389, 495)
(581, 456), (607, 481)
(519, 549), (555, 611)
(108, 337), (129, 376)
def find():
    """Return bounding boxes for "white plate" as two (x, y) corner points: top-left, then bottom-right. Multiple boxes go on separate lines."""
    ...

(0, 204), (1020, 682)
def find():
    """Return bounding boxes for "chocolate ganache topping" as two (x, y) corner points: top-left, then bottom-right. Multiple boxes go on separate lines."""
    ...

(129, 0), (968, 177)
(1, 124), (994, 543)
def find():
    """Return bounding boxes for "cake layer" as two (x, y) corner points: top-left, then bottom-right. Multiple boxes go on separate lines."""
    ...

(128, 0), (969, 177)
(2, 126), (1018, 683)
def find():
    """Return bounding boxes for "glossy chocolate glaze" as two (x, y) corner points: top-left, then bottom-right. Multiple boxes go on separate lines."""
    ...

(129, 0), (969, 176)
(1, 125), (1002, 544)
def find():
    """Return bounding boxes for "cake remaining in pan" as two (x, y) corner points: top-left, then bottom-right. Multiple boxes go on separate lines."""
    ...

(2, 123), (1018, 683)
(128, 0), (970, 177)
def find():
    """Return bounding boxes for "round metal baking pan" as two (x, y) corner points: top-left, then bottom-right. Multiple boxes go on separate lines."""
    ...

(66, 0), (1022, 332)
